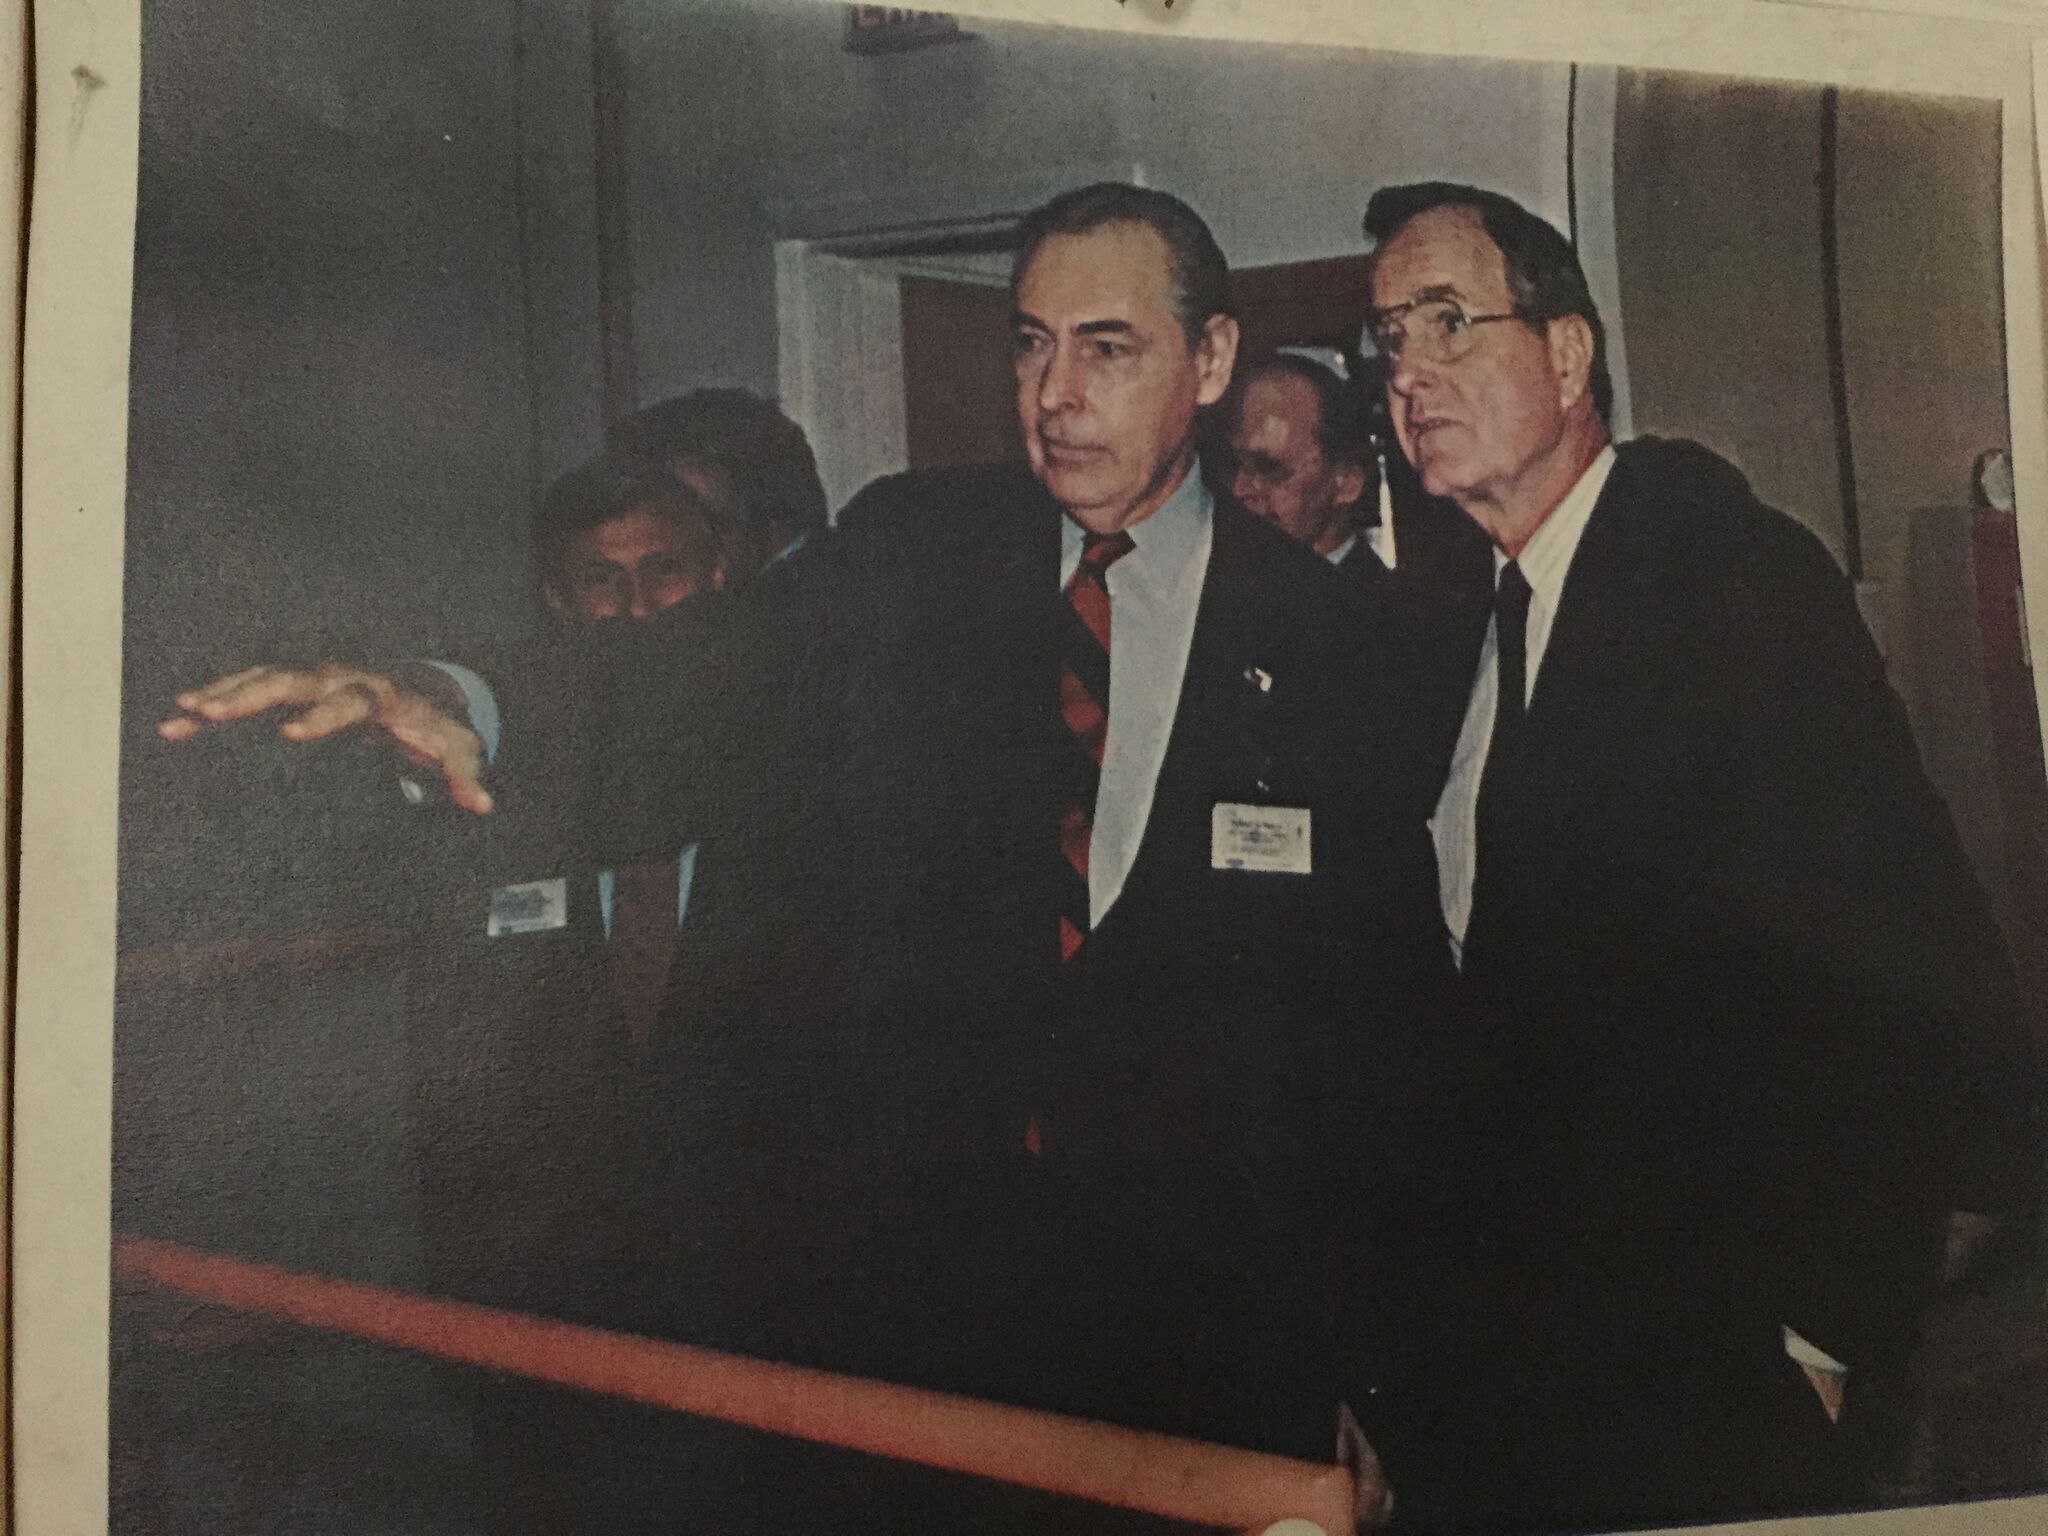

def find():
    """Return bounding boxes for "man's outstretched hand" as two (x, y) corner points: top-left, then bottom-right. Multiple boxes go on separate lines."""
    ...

(159, 663), (494, 815)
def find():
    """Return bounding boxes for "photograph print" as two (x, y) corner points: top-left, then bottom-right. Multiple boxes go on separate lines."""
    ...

(79, 0), (2048, 1531)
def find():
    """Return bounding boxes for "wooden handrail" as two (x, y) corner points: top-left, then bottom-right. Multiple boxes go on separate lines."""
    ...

(115, 1233), (1360, 1535)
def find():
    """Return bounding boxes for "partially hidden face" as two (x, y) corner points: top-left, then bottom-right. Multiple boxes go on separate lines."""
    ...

(1228, 370), (1366, 555)
(552, 503), (721, 622)
(1368, 204), (1578, 517)
(1012, 221), (1235, 535)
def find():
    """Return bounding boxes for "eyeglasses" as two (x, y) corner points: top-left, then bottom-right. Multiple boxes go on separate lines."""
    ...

(1369, 299), (1525, 366)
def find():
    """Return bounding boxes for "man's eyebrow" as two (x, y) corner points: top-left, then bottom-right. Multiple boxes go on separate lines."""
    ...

(1075, 319), (1139, 337)
(1371, 283), (1463, 319)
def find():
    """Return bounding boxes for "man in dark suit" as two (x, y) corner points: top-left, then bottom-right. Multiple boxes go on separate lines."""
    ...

(412, 458), (741, 1303)
(161, 183), (1445, 1528)
(1355, 179), (2042, 1533)
(609, 184), (1449, 1476)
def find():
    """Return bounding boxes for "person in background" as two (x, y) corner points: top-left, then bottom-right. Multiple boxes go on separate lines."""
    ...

(1228, 350), (1378, 566)
(535, 456), (727, 623)
(1226, 346), (1492, 779)
(615, 386), (830, 582)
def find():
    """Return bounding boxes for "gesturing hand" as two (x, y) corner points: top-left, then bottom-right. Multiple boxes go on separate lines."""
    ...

(159, 663), (494, 815)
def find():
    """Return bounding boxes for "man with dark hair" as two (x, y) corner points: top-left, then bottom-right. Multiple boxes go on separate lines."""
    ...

(1362, 178), (1615, 423)
(1357, 179), (2039, 1532)
(614, 388), (828, 580)
(1012, 179), (1235, 345)
(647, 181), (1447, 1477)
(161, 182), (1440, 1527)
(533, 456), (726, 622)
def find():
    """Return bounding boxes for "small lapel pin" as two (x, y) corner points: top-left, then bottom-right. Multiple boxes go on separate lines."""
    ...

(1245, 664), (1274, 694)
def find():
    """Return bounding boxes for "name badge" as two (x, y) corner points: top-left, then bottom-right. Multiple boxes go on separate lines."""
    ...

(1211, 803), (1312, 875)
(487, 876), (569, 937)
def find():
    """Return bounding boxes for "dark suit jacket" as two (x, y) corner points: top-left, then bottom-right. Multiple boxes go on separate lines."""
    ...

(1400, 437), (2042, 1531)
(394, 667), (658, 1317)
(554, 462), (1453, 1462)
(1335, 459), (1495, 782)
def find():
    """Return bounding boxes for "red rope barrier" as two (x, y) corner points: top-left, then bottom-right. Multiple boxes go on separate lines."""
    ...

(115, 1233), (1359, 1535)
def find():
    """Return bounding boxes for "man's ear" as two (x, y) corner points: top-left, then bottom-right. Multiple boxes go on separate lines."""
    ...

(1547, 314), (1595, 414)
(1194, 313), (1241, 408)
(710, 558), (728, 594)
(1331, 459), (1368, 511)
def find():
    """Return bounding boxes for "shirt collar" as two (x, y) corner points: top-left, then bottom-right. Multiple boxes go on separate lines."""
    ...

(1495, 443), (1617, 610)
(1323, 531), (1359, 567)
(1060, 458), (1212, 592)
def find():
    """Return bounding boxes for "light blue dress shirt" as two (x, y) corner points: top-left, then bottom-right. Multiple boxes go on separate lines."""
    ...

(1058, 464), (1213, 927)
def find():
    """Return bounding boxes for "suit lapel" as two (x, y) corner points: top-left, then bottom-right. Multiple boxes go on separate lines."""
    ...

(1462, 446), (1690, 972)
(1340, 537), (1393, 591)
(1519, 448), (1688, 737)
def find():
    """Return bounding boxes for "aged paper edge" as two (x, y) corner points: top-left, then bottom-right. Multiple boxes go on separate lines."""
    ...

(0, 3), (32, 1533)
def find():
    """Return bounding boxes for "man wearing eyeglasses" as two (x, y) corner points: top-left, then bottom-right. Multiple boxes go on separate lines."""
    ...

(1228, 352), (1379, 565)
(1352, 180), (2040, 1532)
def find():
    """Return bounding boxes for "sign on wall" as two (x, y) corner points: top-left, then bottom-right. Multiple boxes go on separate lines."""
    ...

(844, 7), (969, 54)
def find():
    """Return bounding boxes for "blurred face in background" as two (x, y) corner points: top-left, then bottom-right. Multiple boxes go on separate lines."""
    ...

(1229, 369), (1367, 555)
(548, 502), (722, 622)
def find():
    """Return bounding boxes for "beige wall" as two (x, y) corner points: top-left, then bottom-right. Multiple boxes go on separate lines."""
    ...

(1614, 73), (1848, 559)
(1612, 73), (2019, 930)
(621, 0), (1575, 420)
(1612, 72), (2008, 596)
(1836, 90), (2007, 592)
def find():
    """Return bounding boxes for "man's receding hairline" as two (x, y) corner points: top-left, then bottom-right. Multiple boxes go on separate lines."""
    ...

(1019, 216), (1173, 278)
(1370, 204), (1517, 306)
(1241, 365), (1323, 417)
(1016, 218), (1210, 338)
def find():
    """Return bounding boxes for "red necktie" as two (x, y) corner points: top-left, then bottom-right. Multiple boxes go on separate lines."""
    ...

(611, 855), (679, 1047)
(1056, 530), (1135, 962)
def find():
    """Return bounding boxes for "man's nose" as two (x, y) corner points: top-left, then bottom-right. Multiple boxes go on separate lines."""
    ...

(1232, 465), (1263, 509)
(626, 575), (656, 620)
(1037, 343), (1084, 413)
(1386, 342), (1429, 401)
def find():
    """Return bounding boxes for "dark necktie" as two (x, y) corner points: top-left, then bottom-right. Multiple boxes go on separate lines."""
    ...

(1487, 561), (1534, 755)
(1469, 562), (1533, 967)
(1056, 530), (1135, 963)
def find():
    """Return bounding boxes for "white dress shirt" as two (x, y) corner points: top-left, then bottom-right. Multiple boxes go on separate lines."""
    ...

(1322, 522), (1394, 573)
(1059, 465), (1213, 927)
(1430, 445), (1616, 966)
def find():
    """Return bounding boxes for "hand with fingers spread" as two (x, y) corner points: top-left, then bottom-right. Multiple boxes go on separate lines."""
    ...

(158, 662), (495, 814)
